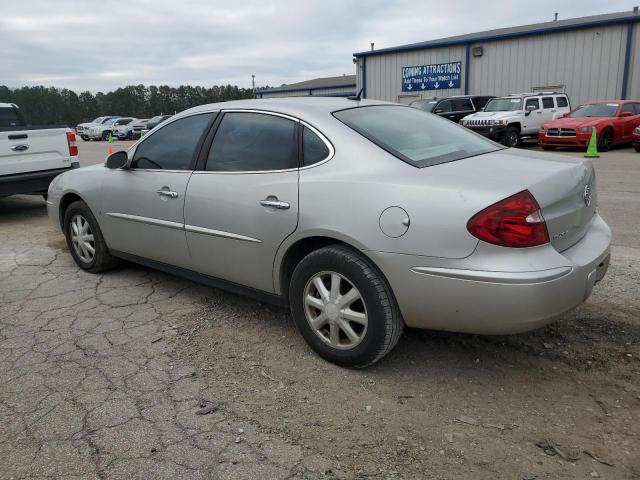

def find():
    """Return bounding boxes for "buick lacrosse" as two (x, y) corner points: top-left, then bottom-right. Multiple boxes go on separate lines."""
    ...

(47, 98), (611, 367)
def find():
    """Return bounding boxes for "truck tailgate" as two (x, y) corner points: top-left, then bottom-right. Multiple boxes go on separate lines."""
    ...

(0, 128), (72, 176)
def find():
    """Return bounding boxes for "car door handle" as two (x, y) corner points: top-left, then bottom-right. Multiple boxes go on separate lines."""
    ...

(156, 190), (179, 198)
(260, 199), (290, 210)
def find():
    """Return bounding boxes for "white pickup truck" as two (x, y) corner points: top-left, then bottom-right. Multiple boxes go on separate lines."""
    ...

(0, 103), (79, 198)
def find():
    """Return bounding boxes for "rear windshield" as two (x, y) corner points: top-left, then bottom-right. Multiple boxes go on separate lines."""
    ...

(570, 104), (618, 118)
(334, 105), (503, 168)
(410, 99), (438, 112)
(0, 107), (26, 127)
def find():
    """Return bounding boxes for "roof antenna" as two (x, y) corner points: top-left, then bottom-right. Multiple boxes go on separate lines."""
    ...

(554, 12), (558, 21)
(348, 87), (364, 101)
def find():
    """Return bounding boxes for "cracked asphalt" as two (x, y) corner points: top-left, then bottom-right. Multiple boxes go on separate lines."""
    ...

(1, 141), (639, 479)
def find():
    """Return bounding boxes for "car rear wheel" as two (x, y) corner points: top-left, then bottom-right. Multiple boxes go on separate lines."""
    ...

(289, 245), (403, 368)
(502, 127), (521, 148)
(101, 131), (111, 141)
(63, 200), (118, 273)
(598, 128), (613, 152)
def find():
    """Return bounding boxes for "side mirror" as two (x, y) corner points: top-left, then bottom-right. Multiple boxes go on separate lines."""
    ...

(620, 111), (633, 117)
(434, 108), (444, 114)
(105, 151), (128, 169)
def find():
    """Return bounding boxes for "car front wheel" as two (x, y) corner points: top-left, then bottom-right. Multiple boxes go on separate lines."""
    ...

(63, 200), (118, 273)
(502, 127), (521, 148)
(289, 245), (403, 368)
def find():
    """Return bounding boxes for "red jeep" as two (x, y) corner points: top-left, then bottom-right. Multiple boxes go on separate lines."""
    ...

(539, 100), (640, 151)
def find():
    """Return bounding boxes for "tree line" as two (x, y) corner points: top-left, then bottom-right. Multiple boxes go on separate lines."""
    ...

(0, 84), (257, 126)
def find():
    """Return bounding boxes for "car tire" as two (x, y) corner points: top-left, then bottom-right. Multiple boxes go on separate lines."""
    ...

(101, 131), (111, 141)
(63, 200), (118, 274)
(598, 128), (613, 152)
(289, 245), (403, 368)
(502, 127), (521, 148)
(80, 135), (90, 141)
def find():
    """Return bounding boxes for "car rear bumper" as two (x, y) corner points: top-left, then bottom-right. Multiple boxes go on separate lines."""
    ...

(366, 214), (611, 334)
(0, 163), (79, 196)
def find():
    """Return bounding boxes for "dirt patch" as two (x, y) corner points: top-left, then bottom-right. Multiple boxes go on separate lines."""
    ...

(177, 288), (640, 479)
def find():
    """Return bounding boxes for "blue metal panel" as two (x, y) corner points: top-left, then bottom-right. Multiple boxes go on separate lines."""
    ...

(353, 15), (640, 58)
(464, 44), (470, 95)
(362, 56), (367, 99)
(621, 22), (634, 99)
(255, 83), (356, 96)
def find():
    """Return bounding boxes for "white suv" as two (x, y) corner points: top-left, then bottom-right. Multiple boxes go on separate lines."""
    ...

(461, 92), (571, 147)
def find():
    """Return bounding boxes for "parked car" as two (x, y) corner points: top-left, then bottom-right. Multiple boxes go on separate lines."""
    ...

(46, 98), (610, 367)
(461, 92), (571, 147)
(144, 115), (172, 132)
(76, 116), (120, 141)
(411, 95), (495, 123)
(1, 102), (79, 198)
(633, 126), (640, 152)
(87, 117), (136, 141)
(539, 100), (640, 151)
(129, 119), (149, 139)
(111, 117), (138, 140)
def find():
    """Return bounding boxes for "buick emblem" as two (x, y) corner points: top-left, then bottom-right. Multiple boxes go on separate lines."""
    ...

(583, 183), (592, 207)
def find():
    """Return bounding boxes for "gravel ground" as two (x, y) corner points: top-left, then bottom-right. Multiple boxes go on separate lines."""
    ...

(0, 139), (638, 479)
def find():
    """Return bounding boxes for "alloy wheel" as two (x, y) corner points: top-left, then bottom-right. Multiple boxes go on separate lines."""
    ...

(303, 271), (368, 350)
(69, 214), (95, 263)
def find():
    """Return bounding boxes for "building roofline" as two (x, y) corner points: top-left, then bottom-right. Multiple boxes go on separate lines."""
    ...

(255, 82), (356, 95)
(353, 12), (640, 58)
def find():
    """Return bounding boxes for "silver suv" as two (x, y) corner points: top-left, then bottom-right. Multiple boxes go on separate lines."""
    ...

(461, 92), (571, 147)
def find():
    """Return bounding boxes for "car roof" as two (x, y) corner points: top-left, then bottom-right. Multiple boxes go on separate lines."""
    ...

(583, 99), (633, 104)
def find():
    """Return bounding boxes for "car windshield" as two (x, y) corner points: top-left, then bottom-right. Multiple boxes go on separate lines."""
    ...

(103, 118), (117, 125)
(334, 105), (503, 168)
(91, 117), (105, 123)
(410, 100), (438, 112)
(484, 98), (522, 112)
(570, 104), (618, 118)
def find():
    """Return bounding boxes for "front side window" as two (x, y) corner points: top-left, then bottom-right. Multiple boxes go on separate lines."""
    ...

(453, 98), (473, 111)
(570, 104), (618, 118)
(334, 105), (503, 168)
(525, 98), (540, 110)
(434, 100), (452, 113)
(621, 104), (636, 115)
(131, 113), (213, 170)
(303, 126), (330, 166)
(542, 97), (555, 109)
(484, 97), (522, 112)
(206, 112), (298, 172)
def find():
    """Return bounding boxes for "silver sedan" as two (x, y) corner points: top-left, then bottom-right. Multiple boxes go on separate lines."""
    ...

(46, 98), (611, 367)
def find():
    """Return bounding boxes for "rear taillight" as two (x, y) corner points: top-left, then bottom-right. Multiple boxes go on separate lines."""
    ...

(467, 190), (549, 248)
(66, 131), (78, 157)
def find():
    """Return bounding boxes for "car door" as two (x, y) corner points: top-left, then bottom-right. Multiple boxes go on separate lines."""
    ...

(99, 112), (215, 267)
(540, 97), (557, 124)
(523, 97), (542, 134)
(448, 98), (475, 123)
(183, 111), (300, 293)
(619, 103), (640, 141)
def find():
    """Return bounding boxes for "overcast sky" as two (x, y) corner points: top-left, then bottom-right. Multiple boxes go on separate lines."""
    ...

(0, 0), (634, 92)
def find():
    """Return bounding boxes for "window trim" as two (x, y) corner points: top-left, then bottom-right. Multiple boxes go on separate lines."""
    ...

(194, 109), (334, 175)
(126, 112), (218, 172)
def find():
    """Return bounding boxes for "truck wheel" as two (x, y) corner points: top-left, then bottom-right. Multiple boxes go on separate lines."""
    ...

(289, 245), (403, 368)
(598, 128), (613, 152)
(101, 131), (111, 141)
(502, 127), (521, 148)
(80, 135), (90, 141)
(63, 200), (118, 273)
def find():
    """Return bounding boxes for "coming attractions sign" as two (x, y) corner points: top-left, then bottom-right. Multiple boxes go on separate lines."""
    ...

(401, 61), (462, 92)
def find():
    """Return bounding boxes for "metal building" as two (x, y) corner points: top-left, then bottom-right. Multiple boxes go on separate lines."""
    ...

(354, 9), (640, 107)
(256, 75), (356, 99)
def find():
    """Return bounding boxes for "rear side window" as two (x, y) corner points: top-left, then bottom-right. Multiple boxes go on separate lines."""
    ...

(206, 112), (298, 172)
(542, 97), (555, 109)
(0, 107), (26, 127)
(303, 126), (330, 166)
(131, 113), (213, 170)
(634, 104), (640, 115)
(556, 96), (569, 108)
(334, 105), (502, 168)
(453, 98), (473, 111)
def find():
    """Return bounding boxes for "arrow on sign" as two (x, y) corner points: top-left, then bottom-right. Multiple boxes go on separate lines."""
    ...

(434, 82), (440, 89)
(420, 84), (425, 90)
(407, 84), (412, 91)
(448, 80), (454, 88)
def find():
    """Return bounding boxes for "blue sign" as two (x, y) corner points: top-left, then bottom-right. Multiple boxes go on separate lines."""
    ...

(401, 61), (462, 92)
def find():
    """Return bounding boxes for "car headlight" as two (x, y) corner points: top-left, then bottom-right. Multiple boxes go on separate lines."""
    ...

(580, 127), (595, 133)
(494, 120), (507, 126)
(634, 127), (640, 134)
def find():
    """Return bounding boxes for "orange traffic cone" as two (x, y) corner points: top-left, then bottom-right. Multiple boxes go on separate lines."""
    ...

(107, 132), (113, 155)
